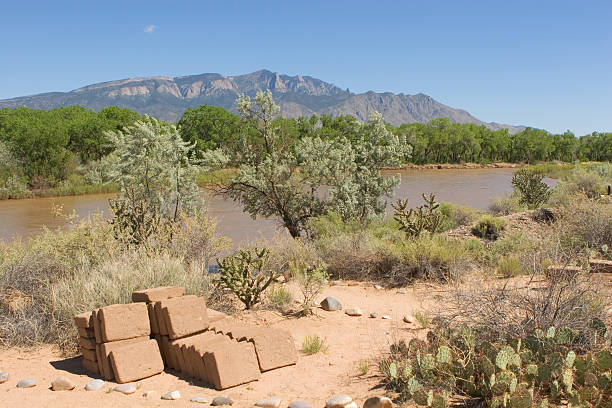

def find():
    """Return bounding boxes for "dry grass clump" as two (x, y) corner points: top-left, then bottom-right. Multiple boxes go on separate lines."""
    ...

(488, 194), (525, 215)
(0, 212), (228, 352)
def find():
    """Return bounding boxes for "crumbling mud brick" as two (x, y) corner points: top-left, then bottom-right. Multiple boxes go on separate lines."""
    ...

(109, 339), (164, 383)
(148, 303), (159, 335)
(249, 330), (298, 372)
(82, 348), (97, 362)
(92, 309), (103, 344)
(132, 286), (185, 303)
(204, 341), (260, 390)
(99, 336), (149, 381)
(74, 311), (93, 328)
(154, 302), (168, 336)
(99, 303), (150, 342)
(79, 336), (96, 350)
(77, 326), (95, 338)
(95, 345), (105, 377)
(161, 295), (209, 339)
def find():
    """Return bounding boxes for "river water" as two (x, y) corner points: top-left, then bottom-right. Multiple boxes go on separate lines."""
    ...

(0, 168), (521, 244)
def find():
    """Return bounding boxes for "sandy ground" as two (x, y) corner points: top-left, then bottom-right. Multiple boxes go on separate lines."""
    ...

(0, 281), (445, 408)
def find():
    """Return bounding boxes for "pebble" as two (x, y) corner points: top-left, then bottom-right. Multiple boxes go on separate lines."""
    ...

(345, 307), (362, 316)
(16, 378), (36, 388)
(344, 403), (357, 408)
(85, 379), (104, 391)
(51, 376), (75, 391)
(114, 384), (137, 394)
(0, 372), (8, 384)
(374, 285), (382, 290)
(161, 390), (181, 400)
(326, 395), (353, 408)
(363, 396), (393, 408)
(369, 312), (378, 318)
(289, 402), (312, 408)
(211, 396), (234, 406)
(403, 315), (412, 323)
(382, 315), (391, 320)
(190, 396), (209, 403)
(255, 397), (281, 408)
(321, 296), (342, 311)
(396, 289), (406, 294)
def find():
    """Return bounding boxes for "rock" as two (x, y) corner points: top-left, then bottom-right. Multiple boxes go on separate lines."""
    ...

(396, 289), (406, 294)
(0, 372), (8, 384)
(345, 308), (362, 317)
(321, 297), (342, 311)
(382, 315), (391, 320)
(326, 395), (353, 408)
(16, 378), (36, 388)
(369, 312), (378, 318)
(374, 285), (382, 290)
(161, 390), (181, 400)
(143, 391), (155, 397)
(255, 397), (281, 408)
(114, 384), (137, 394)
(363, 396), (393, 408)
(344, 403), (358, 408)
(403, 316), (412, 323)
(212, 396), (234, 406)
(190, 396), (209, 403)
(85, 379), (104, 391)
(289, 402), (312, 408)
(51, 376), (75, 391)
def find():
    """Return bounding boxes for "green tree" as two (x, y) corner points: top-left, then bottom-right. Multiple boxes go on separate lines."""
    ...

(512, 169), (551, 209)
(178, 105), (242, 154)
(205, 90), (410, 237)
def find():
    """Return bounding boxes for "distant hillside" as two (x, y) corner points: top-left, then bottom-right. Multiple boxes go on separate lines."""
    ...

(0, 69), (525, 132)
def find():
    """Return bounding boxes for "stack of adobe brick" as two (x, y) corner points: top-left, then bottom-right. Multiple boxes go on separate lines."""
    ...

(74, 311), (99, 375)
(75, 286), (298, 390)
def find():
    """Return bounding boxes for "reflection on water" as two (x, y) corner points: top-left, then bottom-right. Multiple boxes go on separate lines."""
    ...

(0, 168), (535, 244)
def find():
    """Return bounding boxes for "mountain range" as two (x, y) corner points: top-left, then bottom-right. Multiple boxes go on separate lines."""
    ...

(0, 69), (524, 132)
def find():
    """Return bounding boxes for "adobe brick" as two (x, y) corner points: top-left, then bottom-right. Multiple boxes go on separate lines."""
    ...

(82, 348), (97, 362)
(99, 303), (150, 342)
(161, 295), (209, 339)
(191, 336), (233, 383)
(148, 303), (159, 335)
(154, 301), (168, 335)
(132, 286), (184, 303)
(79, 336), (96, 350)
(95, 345), (105, 378)
(74, 311), (93, 328)
(99, 336), (149, 381)
(77, 326), (95, 338)
(249, 329), (298, 372)
(590, 259), (612, 273)
(82, 357), (99, 375)
(204, 341), (260, 390)
(92, 309), (103, 344)
(109, 339), (164, 383)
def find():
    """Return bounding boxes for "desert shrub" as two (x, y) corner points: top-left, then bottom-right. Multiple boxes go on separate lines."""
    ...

(555, 195), (612, 259)
(295, 262), (329, 315)
(414, 310), (431, 328)
(497, 256), (526, 278)
(357, 359), (370, 376)
(565, 166), (606, 199)
(512, 168), (552, 209)
(301, 335), (328, 355)
(439, 201), (479, 230)
(472, 216), (507, 240)
(382, 323), (610, 407)
(216, 247), (279, 310)
(488, 195), (525, 215)
(265, 234), (322, 281)
(0, 175), (31, 199)
(266, 284), (294, 311)
(392, 193), (444, 237)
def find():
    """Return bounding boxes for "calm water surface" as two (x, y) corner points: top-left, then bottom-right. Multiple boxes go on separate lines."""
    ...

(0, 168), (525, 243)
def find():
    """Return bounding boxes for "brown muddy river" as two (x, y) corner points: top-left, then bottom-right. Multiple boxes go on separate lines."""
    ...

(0, 168), (527, 244)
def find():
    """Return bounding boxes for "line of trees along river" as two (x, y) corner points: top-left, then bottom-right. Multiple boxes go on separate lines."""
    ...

(1, 102), (610, 198)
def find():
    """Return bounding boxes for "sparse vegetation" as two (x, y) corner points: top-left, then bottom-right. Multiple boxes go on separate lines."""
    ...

(301, 335), (328, 355)
(295, 262), (329, 315)
(512, 168), (552, 209)
(266, 284), (294, 311)
(488, 195), (525, 215)
(497, 256), (526, 278)
(358, 359), (370, 376)
(216, 247), (279, 310)
(414, 310), (431, 328)
(472, 215), (507, 240)
(392, 193), (443, 237)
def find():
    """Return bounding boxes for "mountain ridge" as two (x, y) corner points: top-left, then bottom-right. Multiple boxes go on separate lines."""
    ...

(0, 69), (525, 133)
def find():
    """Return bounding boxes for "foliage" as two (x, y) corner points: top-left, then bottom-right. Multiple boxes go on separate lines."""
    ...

(104, 116), (202, 245)
(392, 194), (444, 237)
(414, 310), (432, 328)
(358, 359), (371, 376)
(295, 261), (329, 315)
(383, 323), (611, 407)
(301, 335), (328, 355)
(497, 256), (527, 278)
(0, 210), (226, 351)
(178, 104), (242, 153)
(489, 195), (525, 216)
(472, 216), (507, 240)
(266, 284), (294, 311)
(439, 201), (480, 231)
(204, 90), (410, 237)
(216, 247), (279, 310)
(512, 169), (552, 210)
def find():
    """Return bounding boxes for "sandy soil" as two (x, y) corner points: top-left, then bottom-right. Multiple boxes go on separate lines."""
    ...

(0, 281), (444, 408)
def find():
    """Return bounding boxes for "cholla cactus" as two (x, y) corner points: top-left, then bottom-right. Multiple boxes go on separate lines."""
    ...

(217, 247), (279, 309)
(392, 193), (443, 237)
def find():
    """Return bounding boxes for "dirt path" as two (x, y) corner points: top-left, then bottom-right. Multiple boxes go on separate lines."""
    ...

(0, 282), (442, 408)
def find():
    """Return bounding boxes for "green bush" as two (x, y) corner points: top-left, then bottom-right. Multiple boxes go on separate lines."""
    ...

(382, 324), (611, 407)
(489, 195), (525, 216)
(439, 202), (479, 230)
(295, 262), (329, 315)
(217, 247), (279, 310)
(266, 284), (294, 311)
(392, 193), (444, 237)
(497, 256), (526, 278)
(301, 335), (328, 355)
(512, 169), (552, 209)
(472, 216), (507, 240)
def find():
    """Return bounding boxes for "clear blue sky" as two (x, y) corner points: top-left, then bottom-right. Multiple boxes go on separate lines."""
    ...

(1, 1), (610, 135)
